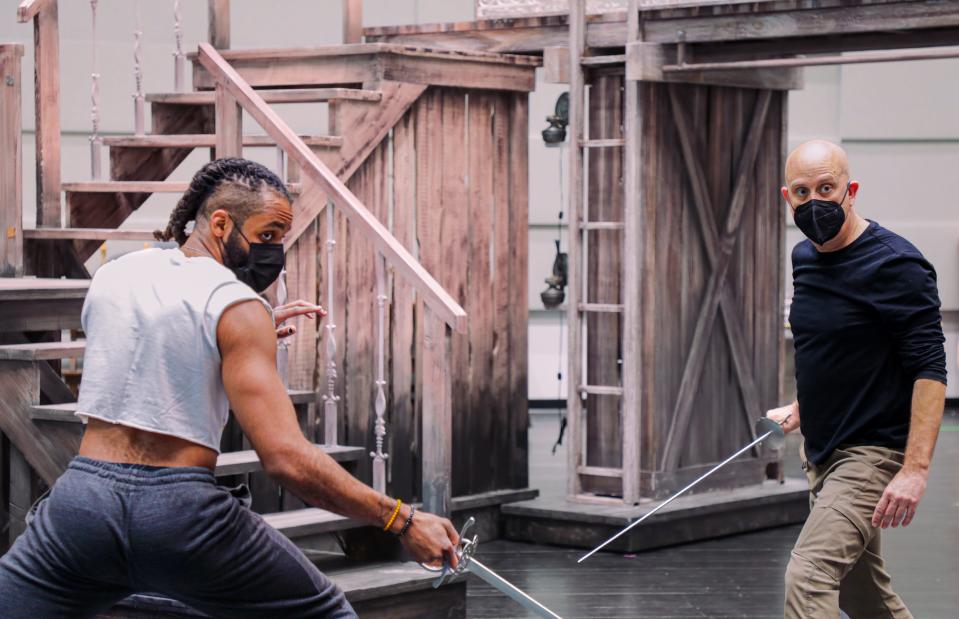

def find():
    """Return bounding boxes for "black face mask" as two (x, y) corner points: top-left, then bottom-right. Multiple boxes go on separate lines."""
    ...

(792, 184), (849, 245)
(222, 218), (285, 293)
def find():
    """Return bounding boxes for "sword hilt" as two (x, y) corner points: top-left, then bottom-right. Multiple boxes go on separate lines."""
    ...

(420, 516), (479, 588)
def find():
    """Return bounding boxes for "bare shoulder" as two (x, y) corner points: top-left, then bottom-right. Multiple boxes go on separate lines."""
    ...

(217, 299), (275, 356)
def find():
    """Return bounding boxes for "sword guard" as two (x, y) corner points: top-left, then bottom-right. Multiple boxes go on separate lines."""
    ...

(420, 516), (479, 589)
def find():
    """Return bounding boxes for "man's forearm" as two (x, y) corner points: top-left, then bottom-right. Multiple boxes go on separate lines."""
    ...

(903, 378), (946, 471)
(269, 444), (398, 530)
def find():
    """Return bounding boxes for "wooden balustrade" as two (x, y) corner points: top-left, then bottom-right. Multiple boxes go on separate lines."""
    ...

(197, 42), (464, 515)
(0, 44), (23, 277)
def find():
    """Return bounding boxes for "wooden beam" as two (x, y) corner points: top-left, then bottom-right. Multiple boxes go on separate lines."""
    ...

(32, 1), (61, 228)
(208, 0), (230, 49)
(214, 84), (242, 158)
(343, 0), (363, 44)
(566, 0), (586, 499)
(196, 43), (467, 332)
(626, 42), (803, 90)
(620, 0), (642, 505)
(0, 45), (23, 277)
(664, 46), (959, 72)
(421, 305), (452, 517)
(543, 46), (569, 84)
(660, 89), (772, 471)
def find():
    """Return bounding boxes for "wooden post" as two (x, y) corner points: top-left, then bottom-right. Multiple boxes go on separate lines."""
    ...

(7, 444), (31, 546)
(421, 305), (452, 517)
(0, 45), (24, 277)
(208, 0), (230, 49)
(214, 83), (242, 158)
(566, 0), (585, 499)
(30, 2), (61, 228)
(343, 0), (363, 44)
(621, 0), (642, 504)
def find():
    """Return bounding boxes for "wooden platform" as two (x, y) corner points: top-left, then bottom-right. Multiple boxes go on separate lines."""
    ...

(503, 479), (809, 553)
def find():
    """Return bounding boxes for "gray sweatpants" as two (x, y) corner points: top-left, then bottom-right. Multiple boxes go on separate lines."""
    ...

(0, 456), (356, 618)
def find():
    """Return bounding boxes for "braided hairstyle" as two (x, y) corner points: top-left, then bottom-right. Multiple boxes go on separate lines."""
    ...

(154, 157), (291, 245)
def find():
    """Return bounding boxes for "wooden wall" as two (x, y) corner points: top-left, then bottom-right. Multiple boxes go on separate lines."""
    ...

(582, 72), (785, 496)
(314, 87), (530, 501)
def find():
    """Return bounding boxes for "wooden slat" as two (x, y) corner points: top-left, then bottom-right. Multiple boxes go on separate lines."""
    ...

(32, 0), (60, 229)
(581, 54), (626, 66)
(389, 112), (418, 499)
(0, 340), (85, 361)
(581, 138), (626, 148)
(507, 91), (530, 491)
(421, 305), (452, 517)
(579, 384), (624, 397)
(576, 465), (624, 478)
(62, 181), (302, 194)
(580, 221), (624, 230)
(566, 0), (586, 499)
(543, 46), (570, 83)
(215, 445), (365, 475)
(0, 45), (23, 277)
(146, 88), (382, 105)
(197, 44), (467, 333)
(104, 134), (343, 148)
(579, 303), (623, 313)
(208, 0), (230, 49)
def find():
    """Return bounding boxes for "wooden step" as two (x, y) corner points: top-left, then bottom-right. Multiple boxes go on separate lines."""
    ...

(261, 507), (360, 538)
(146, 87), (382, 105)
(216, 444), (365, 475)
(111, 560), (466, 618)
(62, 181), (303, 194)
(0, 340), (86, 361)
(103, 134), (343, 149)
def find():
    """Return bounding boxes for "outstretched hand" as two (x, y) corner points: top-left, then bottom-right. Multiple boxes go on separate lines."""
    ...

(273, 300), (326, 339)
(871, 467), (927, 529)
(397, 509), (461, 571)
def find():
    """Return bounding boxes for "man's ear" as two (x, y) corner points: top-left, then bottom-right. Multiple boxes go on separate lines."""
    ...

(208, 209), (231, 239)
(780, 186), (790, 206)
(847, 181), (860, 207)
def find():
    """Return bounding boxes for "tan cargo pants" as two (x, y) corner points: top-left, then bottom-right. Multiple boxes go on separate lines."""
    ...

(784, 443), (912, 619)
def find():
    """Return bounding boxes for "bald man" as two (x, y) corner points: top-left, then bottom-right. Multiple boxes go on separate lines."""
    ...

(766, 140), (946, 618)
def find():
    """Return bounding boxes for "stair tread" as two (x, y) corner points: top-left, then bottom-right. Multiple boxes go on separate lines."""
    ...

(62, 181), (303, 193)
(261, 507), (361, 537)
(146, 88), (382, 105)
(116, 560), (462, 615)
(103, 134), (343, 148)
(0, 340), (86, 360)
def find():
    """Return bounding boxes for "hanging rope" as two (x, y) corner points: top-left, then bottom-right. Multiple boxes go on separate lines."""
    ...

(132, 0), (145, 135)
(173, 0), (186, 92)
(89, 0), (102, 179)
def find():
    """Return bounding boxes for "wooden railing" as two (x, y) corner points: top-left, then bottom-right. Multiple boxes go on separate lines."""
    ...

(198, 42), (464, 515)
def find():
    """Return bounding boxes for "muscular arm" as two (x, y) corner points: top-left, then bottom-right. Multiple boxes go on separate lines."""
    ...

(217, 300), (458, 565)
(871, 378), (945, 529)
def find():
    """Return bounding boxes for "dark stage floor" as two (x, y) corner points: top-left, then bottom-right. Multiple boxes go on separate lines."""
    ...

(465, 410), (959, 618)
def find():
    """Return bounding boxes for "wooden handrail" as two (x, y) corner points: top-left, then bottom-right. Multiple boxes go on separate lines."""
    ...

(16, 0), (53, 23)
(196, 43), (467, 333)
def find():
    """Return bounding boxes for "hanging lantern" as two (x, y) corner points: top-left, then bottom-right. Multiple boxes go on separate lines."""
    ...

(542, 92), (569, 146)
(540, 240), (568, 309)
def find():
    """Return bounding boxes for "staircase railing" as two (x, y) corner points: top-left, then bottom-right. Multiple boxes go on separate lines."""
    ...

(208, 42), (467, 516)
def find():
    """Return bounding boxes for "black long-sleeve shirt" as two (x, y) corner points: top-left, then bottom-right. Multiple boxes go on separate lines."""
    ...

(789, 220), (947, 465)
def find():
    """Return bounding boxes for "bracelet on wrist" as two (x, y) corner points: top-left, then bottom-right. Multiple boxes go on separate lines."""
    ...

(384, 499), (402, 532)
(398, 505), (416, 537)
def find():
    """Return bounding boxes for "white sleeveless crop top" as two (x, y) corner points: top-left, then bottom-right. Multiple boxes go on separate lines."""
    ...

(75, 248), (273, 452)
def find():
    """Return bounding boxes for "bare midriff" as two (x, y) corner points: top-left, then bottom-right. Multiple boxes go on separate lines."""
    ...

(79, 418), (218, 470)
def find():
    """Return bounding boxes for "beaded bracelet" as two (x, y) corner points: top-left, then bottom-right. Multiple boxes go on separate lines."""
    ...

(398, 505), (416, 537)
(384, 499), (402, 532)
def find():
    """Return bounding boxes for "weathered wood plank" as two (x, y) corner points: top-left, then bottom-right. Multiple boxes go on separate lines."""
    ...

(421, 305), (452, 517)
(0, 45), (23, 277)
(507, 91), (530, 491)
(32, 2), (60, 231)
(343, 0), (363, 43)
(389, 112), (418, 501)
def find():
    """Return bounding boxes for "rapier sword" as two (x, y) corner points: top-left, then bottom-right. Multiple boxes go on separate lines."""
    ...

(578, 415), (790, 563)
(421, 517), (563, 619)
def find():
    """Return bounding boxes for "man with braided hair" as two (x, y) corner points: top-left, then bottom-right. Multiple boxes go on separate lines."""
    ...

(0, 158), (460, 618)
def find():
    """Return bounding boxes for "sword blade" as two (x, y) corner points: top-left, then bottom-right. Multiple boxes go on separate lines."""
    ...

(468, 557), (564, 619)
(578, 430), (774, 563)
